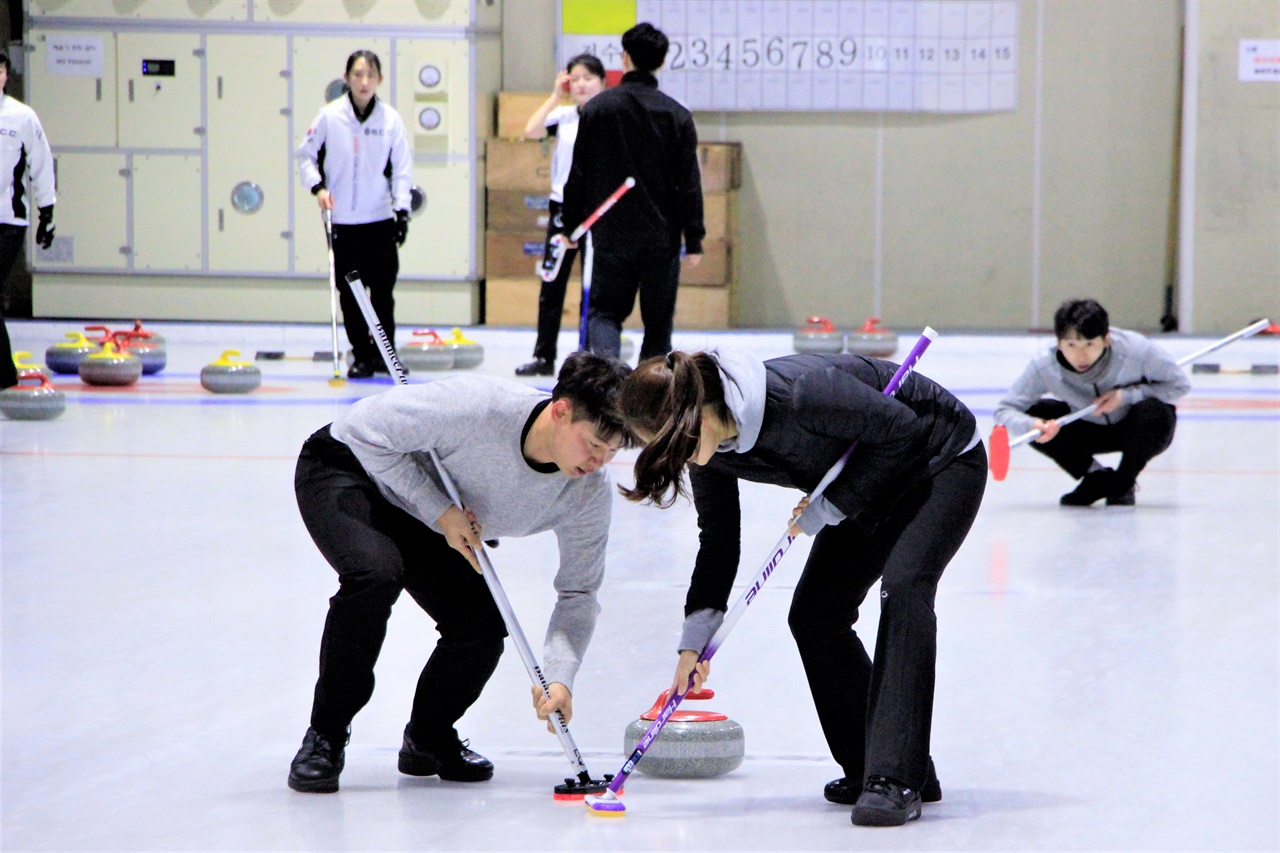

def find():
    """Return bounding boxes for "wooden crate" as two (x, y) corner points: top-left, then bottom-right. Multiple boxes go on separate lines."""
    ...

(680, 239), (731, 286)
(486, 138), (742, 194)
(485, 277), (580, 327)
(487, 190), (552, 232)
(485, 138), (553, 192)
(496, 92), (556, 140)
(485, 277), (729, 330)
(627, 285), (731, 330)
(698, 142), (742, 192)
(702, 192), (735, 242)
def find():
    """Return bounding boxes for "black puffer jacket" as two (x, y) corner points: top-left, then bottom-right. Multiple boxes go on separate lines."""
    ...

(686, 354), (976, 616)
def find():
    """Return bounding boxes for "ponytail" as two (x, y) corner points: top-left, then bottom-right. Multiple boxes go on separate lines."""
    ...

(619, 352), (727, 507)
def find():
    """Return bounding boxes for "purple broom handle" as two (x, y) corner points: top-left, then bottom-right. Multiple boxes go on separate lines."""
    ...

(602, 327), (938, 798)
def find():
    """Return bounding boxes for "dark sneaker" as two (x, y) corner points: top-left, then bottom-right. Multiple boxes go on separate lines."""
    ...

(398, 727), (494, 782)
(851, 776), (923, 827)
(825, 759), (941, 805)
(515, 358), (554, 377)
(347, 361), (375, 379)
(1106, 482), (1137, 506)
(288, 727), (349, 793)
(1060, 468), (1116, 507)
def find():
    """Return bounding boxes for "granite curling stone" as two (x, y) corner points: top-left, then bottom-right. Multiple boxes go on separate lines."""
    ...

(0, 371), (67, 421)
(79, 342), (142, 386)
(845, 317), (899, 358)
(200, 350), (262, 394)
(622, 688), (744, 779)
(793, 316), (845, 354)
(45, 333), (101, 375)
(401, 329), (454, 372)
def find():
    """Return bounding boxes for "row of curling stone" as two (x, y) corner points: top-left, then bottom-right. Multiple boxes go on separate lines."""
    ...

(793, 316), (900, 358)
(0, 354), (66, 420)
(399, 328), (485, 372)
(622, 688), (744, 778)
(46, 320), (167, 377)
(201, 351), (261, 394)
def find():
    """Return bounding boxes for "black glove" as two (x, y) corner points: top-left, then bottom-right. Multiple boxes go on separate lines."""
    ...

(394, 209), (409, 247)
(35, 206), (55, 250)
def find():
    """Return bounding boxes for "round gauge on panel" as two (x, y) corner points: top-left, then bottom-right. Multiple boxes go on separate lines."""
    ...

(418, 107), (442, 131)
(230, 181), (265, 214)
(418, 65), (442, 88)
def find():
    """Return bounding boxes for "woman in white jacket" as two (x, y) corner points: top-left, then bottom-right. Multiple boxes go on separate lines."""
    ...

(297, 50), (412, 379)
(0, 49), (56, 389)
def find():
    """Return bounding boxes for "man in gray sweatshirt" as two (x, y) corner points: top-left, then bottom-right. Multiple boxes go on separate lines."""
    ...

(288, 352), (631, 793)
(994, 298), (1190, 507)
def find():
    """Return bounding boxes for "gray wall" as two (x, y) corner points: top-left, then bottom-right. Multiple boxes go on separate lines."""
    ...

(502, 0), (1276, 334)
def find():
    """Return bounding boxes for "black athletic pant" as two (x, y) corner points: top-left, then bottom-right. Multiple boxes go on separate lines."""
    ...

(585, 235), (681, 361)
(294, 425), (506, 745)
(1026, 398), (1176, 491)
(788, 442), (987, 791)
(332, 219), (399, 367)
(0, 224), (25, 389)
(531, 200), (580, 363)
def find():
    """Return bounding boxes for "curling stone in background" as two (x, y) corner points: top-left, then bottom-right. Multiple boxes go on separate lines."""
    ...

(845, 317), (899, 358)
(200, 350), (262, 394)
(622, 688), (744, 779)
(793, 316), (845, 354)
(45, 333), (101, 375)
(129, 319), (166, 347)
(444, 328), (484, 370)
(118, 330), (167, 375)
(79, 342), (142, 386)
(400, 329), (454, 372)
(0, 371), (67, 421)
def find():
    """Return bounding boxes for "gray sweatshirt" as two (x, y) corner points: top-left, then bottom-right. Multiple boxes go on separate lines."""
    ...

(993, 328), (1191, 436)
(330, 376), (613, 690)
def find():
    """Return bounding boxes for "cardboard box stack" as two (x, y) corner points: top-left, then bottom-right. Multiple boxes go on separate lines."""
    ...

(484, 93), (741, 329)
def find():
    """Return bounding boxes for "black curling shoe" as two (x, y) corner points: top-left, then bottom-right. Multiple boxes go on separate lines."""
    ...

(851, 776), (923, 827)
(825, 758), (941, 805)
(288, 727), (349, 793)
(1059, 468), (1116, 506)
(347, 361), (376, 380)
(398, 727), (494, 782)
(515, 358), (555, 377)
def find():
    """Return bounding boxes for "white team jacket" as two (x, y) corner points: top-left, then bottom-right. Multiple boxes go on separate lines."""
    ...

(296, 94), (412, 226)
(0, 95), (56, 226)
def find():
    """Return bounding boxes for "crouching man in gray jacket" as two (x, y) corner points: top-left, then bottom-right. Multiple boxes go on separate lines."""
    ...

(289, 352), (631, 792)
(994, 298), (1190, 507)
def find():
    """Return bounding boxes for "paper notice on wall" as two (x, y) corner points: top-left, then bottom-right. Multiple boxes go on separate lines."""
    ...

(1239, 39), (1280, 82)
(45, 35), (104, 77)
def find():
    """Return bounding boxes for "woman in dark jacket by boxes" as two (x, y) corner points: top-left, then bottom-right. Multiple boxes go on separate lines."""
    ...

(618, 348), (986, 827)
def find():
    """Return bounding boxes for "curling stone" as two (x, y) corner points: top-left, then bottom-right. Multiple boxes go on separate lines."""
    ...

(79, 342), (142, 386)
(118, 330), (166, 375)
(129, 319), (166, 347)
(622, 688), (744, 779)
(200, 350), (262, 394)
(0, 371), (66, 421)
(45, 333), (101, 375)
(845, 317), (899, 358)
(444, 328), (485, 370)
(793, 316), (845, 354)
(400, 329), (454, 372)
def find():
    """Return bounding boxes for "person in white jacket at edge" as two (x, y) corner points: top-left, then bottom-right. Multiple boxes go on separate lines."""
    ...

(0, 49), (56, 390)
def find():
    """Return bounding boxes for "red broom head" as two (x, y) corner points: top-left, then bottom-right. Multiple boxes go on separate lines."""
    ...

(989, 425), (1011, 481)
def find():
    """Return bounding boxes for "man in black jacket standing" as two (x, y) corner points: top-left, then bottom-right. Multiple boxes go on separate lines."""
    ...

(562, 23), (705, 362)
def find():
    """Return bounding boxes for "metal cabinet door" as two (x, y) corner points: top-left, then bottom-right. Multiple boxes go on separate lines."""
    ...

(206, 34), (290, 273)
